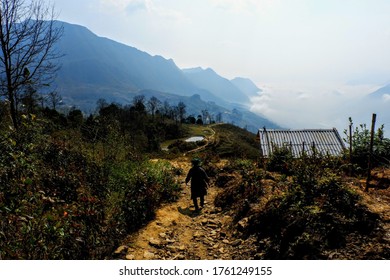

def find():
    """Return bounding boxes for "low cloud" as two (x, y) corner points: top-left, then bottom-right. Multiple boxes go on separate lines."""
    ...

(212, 0), (279, 15)
(249, 83), (386, 134)
(126, 0), (148, 14)
(100, 0), (189, 23)
(382, 94), (390, 102)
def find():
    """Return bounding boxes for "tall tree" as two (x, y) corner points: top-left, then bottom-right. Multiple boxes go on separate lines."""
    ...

(47, 91), (62, 110)
(132, 95), (146, 114)
(147, 96), (161, 118)
(177, 101), (186, 123)
(0, 0), (62, 129)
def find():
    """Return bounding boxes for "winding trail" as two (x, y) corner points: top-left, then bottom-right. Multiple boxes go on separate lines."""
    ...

(113, 157), (255, 260)
(184, 124), (218, 155)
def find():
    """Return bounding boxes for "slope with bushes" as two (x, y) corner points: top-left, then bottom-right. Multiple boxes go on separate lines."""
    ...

(213, 151), (390, 259)
(1, 98), (390, 259)
(0, 100), (185, 259)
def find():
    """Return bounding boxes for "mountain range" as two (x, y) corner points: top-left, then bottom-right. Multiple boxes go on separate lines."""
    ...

(52, 21), (279, 132)
(369, 84), (390, 99)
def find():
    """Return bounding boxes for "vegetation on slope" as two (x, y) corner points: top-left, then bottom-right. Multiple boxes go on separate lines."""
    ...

(214, 147), (390, 259)
(211, 123), (260, 160)
(1, 93), (390, 259)
(0, 97), (188, 259)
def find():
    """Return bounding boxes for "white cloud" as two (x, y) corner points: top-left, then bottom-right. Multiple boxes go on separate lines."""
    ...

(100, 0), (138, 10)
(99, 0), (189, 23)
(249, 83), (378, 132)
(383, 94), (390, 102)
(212, 0), (279, 15)
(126, 0), (149, 13)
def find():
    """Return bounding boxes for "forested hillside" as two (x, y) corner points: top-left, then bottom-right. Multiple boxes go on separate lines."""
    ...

(1, 0), (389, 262)
(0, 95), (207, 259)
(1, 94), (390, 259)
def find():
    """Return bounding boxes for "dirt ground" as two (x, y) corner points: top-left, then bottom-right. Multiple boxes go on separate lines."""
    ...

(113, 157), (258, 260)
(349, 169), (390, 245)
(112, 158), (390, 260)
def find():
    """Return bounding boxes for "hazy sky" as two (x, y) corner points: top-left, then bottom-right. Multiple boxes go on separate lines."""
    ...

(51, 0), (390, 130)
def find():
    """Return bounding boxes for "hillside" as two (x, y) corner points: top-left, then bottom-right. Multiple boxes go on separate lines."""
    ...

(369, 84), (390, 99)
(230, 77), (263, 98)
(52, 21), (279, 132)
(113, 124), (390, 260)
(1, 101), (389, 260)
(182, 67), (250, 105)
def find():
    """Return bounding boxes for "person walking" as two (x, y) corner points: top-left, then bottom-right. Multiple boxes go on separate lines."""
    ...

(185, 158), (210, 212)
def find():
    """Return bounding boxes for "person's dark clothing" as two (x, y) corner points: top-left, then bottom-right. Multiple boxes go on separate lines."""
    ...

(185, 165), (209, 210)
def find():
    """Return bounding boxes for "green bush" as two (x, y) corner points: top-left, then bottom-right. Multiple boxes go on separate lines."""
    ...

(244, 154), (380, 259)
(0, 114), (181, 259)
(214, 160), (263, 221)
(107, 160), (181, 233)
(266, 144), (294, 174)
(344, 119), (390, 170)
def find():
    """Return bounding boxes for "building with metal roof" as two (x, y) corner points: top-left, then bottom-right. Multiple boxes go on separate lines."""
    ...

(256, 128), (346, 158)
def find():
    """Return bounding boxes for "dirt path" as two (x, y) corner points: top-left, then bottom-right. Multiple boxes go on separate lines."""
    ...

(113, 157), (252, 260)
(350, 181), (390, 243)
(184, 125), (217, 155)
(112, 158), (390, 260)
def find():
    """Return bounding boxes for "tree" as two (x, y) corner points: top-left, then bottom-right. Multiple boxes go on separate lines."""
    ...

(186, 115), (196, 124)
(0, 0), (62, 129)
(344, 118), (390, 169)
(177, 101), (186, 123)
(216, 112), (223, 123)
(46, 91), (62, 110)
(147, 96), (161, 118)
(201, 109), (209, 125)
(20, 83), (39, 114)
(132, 95), (146, 114)
(67, 108), (83, 128)
(196, 114), (203, 125)
(161, 100), (171, 120)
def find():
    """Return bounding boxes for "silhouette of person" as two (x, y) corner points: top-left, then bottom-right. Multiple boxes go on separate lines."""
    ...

(185, 158), (210, 212)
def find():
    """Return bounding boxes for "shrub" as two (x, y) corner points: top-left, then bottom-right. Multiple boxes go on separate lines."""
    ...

(0, 113), (181, 259)
(244, 154), (380, 259)
(266, 144), (294, 174)
(107, 160), (181, 233)
(214, 160), (263, 221)
(344, 119), (390, 170)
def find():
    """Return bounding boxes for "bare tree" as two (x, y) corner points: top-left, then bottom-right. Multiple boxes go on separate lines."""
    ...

(161, 100), (171, 120)
(0, 0), (63, 129)
(216, 112), (223, 123)
(201, 109), (210, 125)
(177, 101), (186, 123)
(47, 90), (62, 110)
(147, 96), (161, 118)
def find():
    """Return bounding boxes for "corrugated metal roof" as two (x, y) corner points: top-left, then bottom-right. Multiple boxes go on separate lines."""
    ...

(256, 128), (346, 158)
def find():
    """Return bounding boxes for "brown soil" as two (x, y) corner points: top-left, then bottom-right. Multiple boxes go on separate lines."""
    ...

(112, 159), (390, 260)
(113, 156), (257, 260)
(349, 169), (390, 244)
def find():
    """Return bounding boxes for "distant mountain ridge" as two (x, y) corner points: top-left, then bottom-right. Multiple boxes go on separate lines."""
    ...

(369, 84), (390, 99)
(231, 77), (262, 98)
(182, 67), (251, 105)
(53, 21), (279, 132)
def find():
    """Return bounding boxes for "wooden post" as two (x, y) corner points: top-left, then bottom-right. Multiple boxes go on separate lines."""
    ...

(365, 113), (377, 192)
(349, 121), (353, 176)
(312, 141), (316, 157)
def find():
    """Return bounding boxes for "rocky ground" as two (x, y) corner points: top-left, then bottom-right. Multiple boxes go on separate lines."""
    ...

(112, 157), (259, 260)
(112, 157), (390, 260)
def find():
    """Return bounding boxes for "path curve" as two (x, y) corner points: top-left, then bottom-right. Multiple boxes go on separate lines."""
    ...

(112, 157), (255, 260)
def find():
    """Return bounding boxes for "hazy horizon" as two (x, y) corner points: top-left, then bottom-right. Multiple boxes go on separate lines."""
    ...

(51, 0), (390, 132)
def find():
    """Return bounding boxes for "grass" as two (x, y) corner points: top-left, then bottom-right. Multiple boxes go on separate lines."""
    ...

(160, 124), (214, 150)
